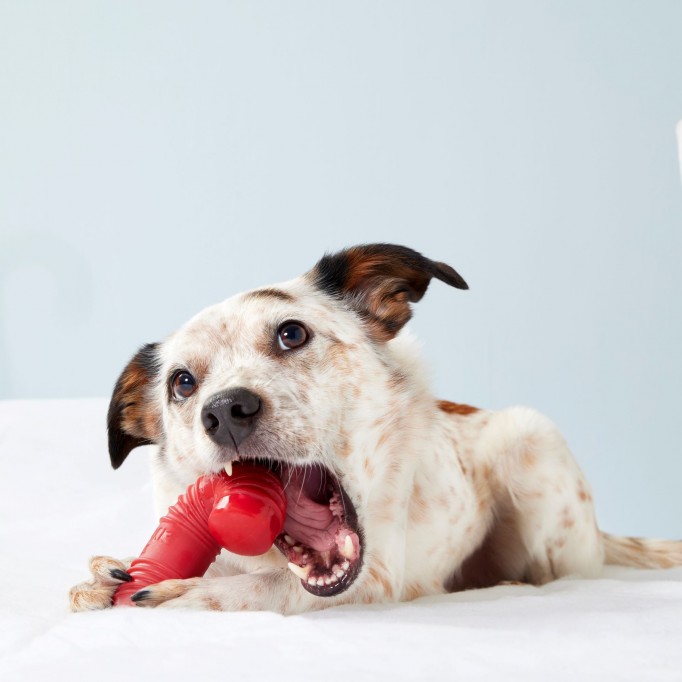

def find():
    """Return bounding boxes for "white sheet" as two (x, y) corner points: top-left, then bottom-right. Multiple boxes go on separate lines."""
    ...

(1, 399), (681, 681)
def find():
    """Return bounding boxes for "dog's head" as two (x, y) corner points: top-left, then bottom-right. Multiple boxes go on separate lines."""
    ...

(107, 244), (467, 597)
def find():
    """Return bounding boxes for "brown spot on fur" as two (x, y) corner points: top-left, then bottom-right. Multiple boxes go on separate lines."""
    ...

(371, 417), (385, 431)
(376, 428), (392, 450)
(388, 370), (408, 389)
(522, 449), (537, 469)
(437, 400), (479, 416)
(384, 457), (402, 487)
(403, 582), (428, 601)
(409, 483), (430, 523)
(188, 356), (211, 383)
(363, 457), (375, 477)
(577, 483), (592, 503)
(457, 456), (469, 477)
(372, 497), (397, 524)
(436, 494), (452, 511)
(367, 562), (394, 599)
(243, 287), (295, 302)
(205, 597), (222, 611)
(326, 342), (352, 372)
(561, 506), (575, 529)
(337, 436), (352, 459)
(470, 464), (494, 519)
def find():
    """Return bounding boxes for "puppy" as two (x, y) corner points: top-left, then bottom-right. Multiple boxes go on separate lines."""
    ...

(70, 243), (682, 612)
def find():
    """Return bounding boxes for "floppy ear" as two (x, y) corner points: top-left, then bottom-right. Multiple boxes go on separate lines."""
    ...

(309, 243), (468, 342)
(107, 343), (162, 470)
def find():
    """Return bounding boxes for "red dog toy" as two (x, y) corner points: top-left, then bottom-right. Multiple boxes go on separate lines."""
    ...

(113, 462), (286, 606)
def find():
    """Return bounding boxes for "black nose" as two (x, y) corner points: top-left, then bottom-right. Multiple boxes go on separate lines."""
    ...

(201, 388), (262, 448)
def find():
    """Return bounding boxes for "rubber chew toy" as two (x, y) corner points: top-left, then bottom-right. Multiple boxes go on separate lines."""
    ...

(113, 462), (286, 606)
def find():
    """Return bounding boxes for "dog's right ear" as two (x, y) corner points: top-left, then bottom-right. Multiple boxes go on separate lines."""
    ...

(107, 343), (162, 470)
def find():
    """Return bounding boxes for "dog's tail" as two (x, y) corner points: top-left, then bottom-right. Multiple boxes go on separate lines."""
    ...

(602, 532), (682, 569)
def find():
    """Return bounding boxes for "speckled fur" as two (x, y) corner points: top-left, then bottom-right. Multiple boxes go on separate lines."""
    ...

(70, 244), (682, 613)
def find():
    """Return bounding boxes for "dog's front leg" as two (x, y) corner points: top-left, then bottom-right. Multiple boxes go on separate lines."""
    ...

(131, 569), (322, 614)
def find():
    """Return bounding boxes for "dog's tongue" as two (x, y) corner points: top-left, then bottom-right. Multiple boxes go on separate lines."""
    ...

(280, 464), (338, 552)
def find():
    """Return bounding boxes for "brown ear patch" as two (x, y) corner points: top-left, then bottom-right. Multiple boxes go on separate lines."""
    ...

(309, 244), (468, 342)
(107, 343), (162, 469)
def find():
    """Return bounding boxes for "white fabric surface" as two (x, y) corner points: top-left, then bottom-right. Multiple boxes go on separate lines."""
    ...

(1, 399), (681, 681)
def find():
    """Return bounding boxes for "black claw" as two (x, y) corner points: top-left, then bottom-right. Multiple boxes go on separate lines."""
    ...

(131, 589), (150, 603)
(110, 568), (133, 582)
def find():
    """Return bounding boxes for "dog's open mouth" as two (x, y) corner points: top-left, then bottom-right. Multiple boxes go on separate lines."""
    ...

(241, 459), (363, 597)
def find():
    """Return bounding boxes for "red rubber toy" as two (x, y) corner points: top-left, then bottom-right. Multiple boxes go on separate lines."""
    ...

(113, 462), (286, 606)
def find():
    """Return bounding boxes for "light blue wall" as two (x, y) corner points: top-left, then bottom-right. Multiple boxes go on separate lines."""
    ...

(1, 1), (681, 538)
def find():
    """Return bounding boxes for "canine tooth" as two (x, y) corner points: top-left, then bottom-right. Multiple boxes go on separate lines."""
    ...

(284, 535), (295, 546)
(342, 560), (350, 570)
(224, 461), (233, 477)
(342, 535), (354, 560)
(287, 563), (311, 581)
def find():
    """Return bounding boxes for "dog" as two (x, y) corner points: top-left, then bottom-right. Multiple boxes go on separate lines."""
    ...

(70, 243), (682, 612)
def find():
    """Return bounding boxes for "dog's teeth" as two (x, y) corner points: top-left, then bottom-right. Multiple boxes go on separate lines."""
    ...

(342, 560), (350, 571)
(284, 535), (295, 546)
(224, 461), (233, 477)
(293, 546), (303, 554)
(307, 577), (317, 586)
(287, 563), (311, 581)
(325, 577), (332, 585)
(342, 535), (354, 560)
(333, 564), (344, 578)
(316, 577), (325, 586)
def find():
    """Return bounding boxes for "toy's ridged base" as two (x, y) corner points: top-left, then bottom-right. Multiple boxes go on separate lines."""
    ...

(113, 465), (286, 606)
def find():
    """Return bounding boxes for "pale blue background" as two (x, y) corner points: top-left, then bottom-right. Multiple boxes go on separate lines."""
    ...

(1, 1), (681, 538)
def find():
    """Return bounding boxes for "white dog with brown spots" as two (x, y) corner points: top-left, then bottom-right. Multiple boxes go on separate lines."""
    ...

(70, 244), (682, 613)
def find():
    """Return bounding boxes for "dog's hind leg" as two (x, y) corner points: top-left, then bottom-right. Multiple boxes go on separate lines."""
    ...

(474, 406), (604, 585)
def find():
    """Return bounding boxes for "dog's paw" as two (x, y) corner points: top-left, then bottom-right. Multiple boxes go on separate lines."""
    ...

(69, 555), (133, 612)
(130, 577), (230, 610)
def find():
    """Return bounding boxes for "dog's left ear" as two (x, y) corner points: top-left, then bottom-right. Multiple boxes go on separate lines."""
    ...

(107, 343), (162, 470)
(309, 243), (468, 342)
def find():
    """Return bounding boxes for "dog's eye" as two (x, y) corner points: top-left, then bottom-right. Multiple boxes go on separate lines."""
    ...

(171, 371), (197, 400)
(277, 321), (309, 350)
